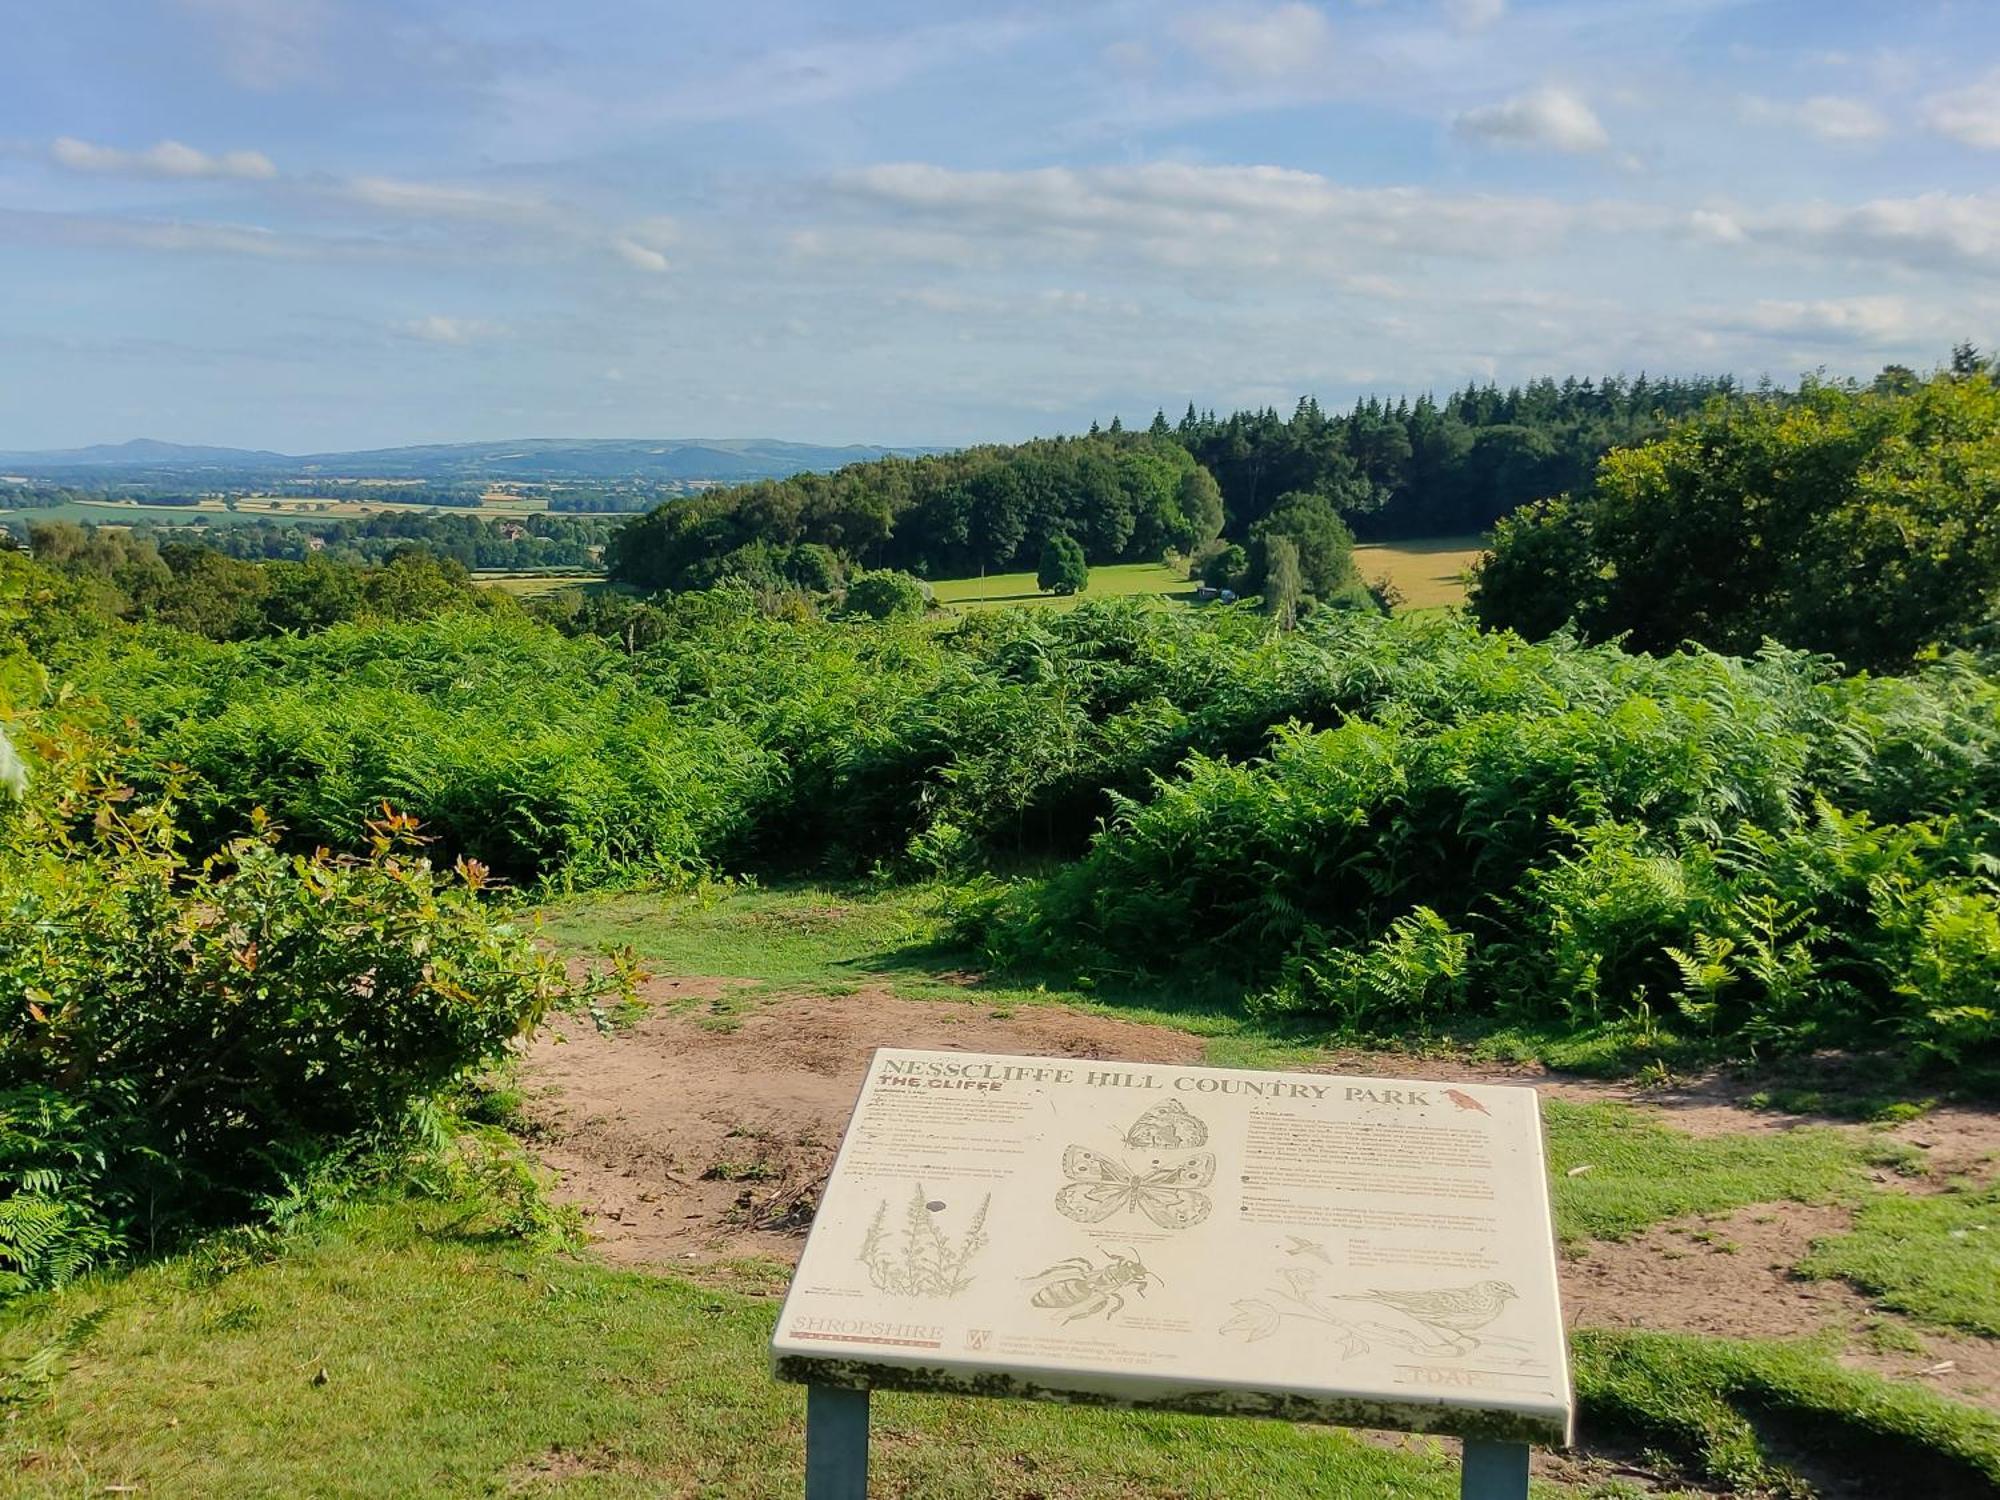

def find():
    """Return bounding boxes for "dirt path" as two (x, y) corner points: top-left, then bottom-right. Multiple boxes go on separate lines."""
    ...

(520, 980), (2000, 1467)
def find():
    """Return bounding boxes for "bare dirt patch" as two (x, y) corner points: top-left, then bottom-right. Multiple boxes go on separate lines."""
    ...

(521, 984), (1202, 1271)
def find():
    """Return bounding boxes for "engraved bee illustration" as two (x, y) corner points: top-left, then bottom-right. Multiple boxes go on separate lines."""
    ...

(1055, 1145), (1214, 1229)
(1120, 1099), (1208, 1151)
(1025, 1247), (1160, 1324)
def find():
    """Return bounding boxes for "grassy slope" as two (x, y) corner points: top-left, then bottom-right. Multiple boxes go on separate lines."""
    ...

(927, 539), (1484, 616)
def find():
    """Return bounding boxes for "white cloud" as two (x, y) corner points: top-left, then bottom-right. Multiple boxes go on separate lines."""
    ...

(611, 237), (669, 273)
(1734, 296), (1917, 343)
(1688, 208), (1745, 244)
(610, 217), (675, 273)
(1742, 95), (1888, 143)
(828, 161), (1605, 272)
(1444, 0), (1505, 31)
(1923, 70), (2000, 149)
(1717, 192), (2000, 277)
(338, 175), (547, 221)
(395, 315), (506, 345)
(1452, 87), (1609, 154)
(50, 137), (277, 180)
(1171, 4), (1335, 82)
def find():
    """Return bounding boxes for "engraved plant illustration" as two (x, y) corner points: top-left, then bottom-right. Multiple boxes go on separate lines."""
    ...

(1025, 1246), (1159, 1324)
(1221, 1268), (1521, 1359)
(856, 1184), (991, 1298)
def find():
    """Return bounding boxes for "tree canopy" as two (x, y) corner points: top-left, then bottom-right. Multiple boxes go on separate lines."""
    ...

(1468, 371), (2000, 670)
(1037, 534), (1089, 595)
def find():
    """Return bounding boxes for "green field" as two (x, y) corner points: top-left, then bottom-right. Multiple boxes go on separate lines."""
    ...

(927, 543), (1484, 615)
(930, 560), (1197, 610)
(1353, 535), (1486, 611)
(472, 571), (607, 597)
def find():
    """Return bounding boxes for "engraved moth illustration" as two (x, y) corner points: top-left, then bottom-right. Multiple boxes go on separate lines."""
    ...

(1055, 1145), (1215, 1229)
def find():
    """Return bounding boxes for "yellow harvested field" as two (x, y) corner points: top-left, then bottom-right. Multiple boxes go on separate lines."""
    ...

(1352, 535), (1487, 611)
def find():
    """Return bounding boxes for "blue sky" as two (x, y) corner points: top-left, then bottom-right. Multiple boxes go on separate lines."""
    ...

(2, 0), (1997, 451)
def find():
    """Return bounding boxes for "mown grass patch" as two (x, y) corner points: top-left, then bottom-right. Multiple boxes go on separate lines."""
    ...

(928, 561), (1196, 611)
(1797, 1181), (2000, 1337)
(0, 1195), (1498, 1499)
(7, 1189), (1998, 1498)
(540, 883), (1259, 1037)
(1546, 1101), (1920, 1244)
(1574, 1327), (2000, 1496)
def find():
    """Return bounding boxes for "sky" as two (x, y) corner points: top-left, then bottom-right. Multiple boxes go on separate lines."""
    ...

(1, 0), (1998, 452)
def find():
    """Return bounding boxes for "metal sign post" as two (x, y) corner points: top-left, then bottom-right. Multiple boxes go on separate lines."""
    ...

(801, 1386), (1529, 1498)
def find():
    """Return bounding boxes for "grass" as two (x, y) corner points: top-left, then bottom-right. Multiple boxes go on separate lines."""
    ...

(474, 571), (609, 597)
(1797, 1182), (2000, 1337)
(8, 1190), (1996, 1498)
(1352, 535), (1486, 612)
(929, 561), (1196, 611)
(0, 500), (320, 528)
(538, 882), (1256, 1039)
(1545, 1101), (1921, 1244)
(0, 1195), (1504, 1499)
(1573, 1327), (2000, 1494)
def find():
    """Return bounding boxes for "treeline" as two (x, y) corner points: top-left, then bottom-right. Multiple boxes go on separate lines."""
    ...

(1172, 374), (1740, 541)
(19, 525), (516, 642)
(608, 433), (1223, 592)
(21, 512), (609, 572)
(604, 372), (1744, 594)
(0, 484), (102, 511)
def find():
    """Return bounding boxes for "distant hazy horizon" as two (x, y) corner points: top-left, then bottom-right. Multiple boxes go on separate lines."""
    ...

(3, 1), (1997, 453)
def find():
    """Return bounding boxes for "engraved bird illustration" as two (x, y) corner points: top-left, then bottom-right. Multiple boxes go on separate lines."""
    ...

(1362, 1280), (1517, 1341)
(1442, 1088), (1491, 1116)
(1282, 1234), (1333, 1264)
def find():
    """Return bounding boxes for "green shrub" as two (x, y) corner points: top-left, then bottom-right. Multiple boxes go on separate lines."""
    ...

(842, 569), (929, 621)
(1036, 534), (1089, 596)
(0, 730), (618, 1293)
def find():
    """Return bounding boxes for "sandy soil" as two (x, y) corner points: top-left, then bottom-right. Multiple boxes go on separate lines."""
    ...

(519, 980), (2000, 1491)
(522, 984), (1204, 1269)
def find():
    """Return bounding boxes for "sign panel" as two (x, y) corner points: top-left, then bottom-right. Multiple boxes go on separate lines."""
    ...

(772, 1049), (1573, 1444)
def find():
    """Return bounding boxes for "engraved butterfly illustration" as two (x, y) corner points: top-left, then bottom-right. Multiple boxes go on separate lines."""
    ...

(1055, 1145), (1215, 1229)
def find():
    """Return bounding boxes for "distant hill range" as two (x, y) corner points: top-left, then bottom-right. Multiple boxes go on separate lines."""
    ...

(0, 436), (945, 484)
